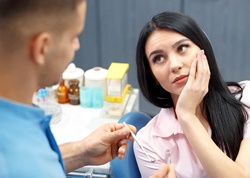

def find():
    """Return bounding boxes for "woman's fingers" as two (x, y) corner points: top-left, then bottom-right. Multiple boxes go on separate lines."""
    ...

(150, 163), (176, 178)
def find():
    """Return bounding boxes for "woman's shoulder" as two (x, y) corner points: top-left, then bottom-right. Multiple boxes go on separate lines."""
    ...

(239, 80), (250, 104)
(136, 108), (174, 137)
(239, 80), (250, 87)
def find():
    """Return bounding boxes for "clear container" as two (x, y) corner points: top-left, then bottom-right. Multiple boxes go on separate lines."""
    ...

(39, 102), (62, 125)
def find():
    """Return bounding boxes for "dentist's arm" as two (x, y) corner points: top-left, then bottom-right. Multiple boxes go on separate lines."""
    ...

(60, 123), (136, 173)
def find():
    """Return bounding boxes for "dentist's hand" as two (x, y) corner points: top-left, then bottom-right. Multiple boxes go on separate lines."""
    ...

(82, 123), (136, 165)
(61, 123), (136, 173)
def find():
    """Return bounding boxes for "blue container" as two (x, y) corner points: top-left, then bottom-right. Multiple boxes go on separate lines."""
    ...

(80, 87), (92, 108)
(91, 87), (104, 108)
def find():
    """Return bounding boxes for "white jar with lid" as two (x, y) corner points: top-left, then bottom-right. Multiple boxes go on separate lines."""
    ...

(84, 67), (108, 88)
(62, 63), (84, 88)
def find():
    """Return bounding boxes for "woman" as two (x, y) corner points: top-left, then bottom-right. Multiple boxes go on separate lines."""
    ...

(134, 11), (250, 178)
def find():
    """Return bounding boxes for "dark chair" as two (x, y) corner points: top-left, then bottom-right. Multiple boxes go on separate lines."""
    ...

(110, 111), (151, 178)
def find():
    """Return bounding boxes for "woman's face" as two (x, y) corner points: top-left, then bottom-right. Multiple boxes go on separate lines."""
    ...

(145, 29), (201, 100)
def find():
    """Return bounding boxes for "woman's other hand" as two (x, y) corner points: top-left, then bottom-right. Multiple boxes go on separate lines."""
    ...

(150, 163), (176, 178)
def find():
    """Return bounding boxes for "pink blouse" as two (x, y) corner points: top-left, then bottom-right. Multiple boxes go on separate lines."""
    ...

(134, 81), (250, 178)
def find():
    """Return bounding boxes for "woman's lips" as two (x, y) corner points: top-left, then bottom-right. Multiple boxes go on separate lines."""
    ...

(172, 75), (188, 84)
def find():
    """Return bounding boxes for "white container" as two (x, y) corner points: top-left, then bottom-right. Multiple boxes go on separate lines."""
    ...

(62, 63), (84, 88)
(84, 67), (108, 89)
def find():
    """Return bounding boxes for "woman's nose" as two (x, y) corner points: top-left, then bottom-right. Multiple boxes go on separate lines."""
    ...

(169, 56), (183, 73)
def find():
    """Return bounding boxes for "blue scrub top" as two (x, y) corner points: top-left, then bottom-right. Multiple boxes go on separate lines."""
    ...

(0, 98), (66, 177)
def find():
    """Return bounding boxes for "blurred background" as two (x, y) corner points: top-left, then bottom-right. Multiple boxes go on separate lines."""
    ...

(73, 0), (250, 116)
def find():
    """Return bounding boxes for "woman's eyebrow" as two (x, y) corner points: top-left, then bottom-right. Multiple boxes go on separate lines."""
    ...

(172, 38), (190, 49)
(148, 50), (164, 59)
(148, 38), (190, 59)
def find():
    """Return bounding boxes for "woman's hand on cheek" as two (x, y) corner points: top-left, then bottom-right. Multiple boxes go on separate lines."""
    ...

(176, 50), (210, 117)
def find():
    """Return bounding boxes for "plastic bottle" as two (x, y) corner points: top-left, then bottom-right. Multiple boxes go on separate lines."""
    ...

(37, 88), (63, 124)
(37, 88), (48, 103)
(57, 80), (69, 104)
(68, 79), (80, 105)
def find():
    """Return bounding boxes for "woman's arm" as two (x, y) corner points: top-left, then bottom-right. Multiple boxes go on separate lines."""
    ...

(179, 113), (250, 177)
(176, 50), (250, 177)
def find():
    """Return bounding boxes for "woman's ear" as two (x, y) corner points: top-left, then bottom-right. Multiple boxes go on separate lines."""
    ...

(30, 32), (51, 66)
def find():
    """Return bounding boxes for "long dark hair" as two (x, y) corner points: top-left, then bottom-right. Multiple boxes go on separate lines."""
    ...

(136, 11), (248, 160)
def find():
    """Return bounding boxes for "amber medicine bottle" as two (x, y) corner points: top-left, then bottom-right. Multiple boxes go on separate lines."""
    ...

(57, 80), (69, 104)
(68, 79), (80, 105)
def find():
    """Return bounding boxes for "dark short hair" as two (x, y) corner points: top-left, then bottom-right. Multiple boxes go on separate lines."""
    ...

(0, 0), (84, 52)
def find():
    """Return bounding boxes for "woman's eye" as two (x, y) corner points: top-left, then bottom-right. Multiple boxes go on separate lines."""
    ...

(177, 44), (189, 53)
(152, 55), (165, 63)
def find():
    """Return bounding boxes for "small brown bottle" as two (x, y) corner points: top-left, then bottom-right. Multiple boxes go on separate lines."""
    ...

(57, 80), (69, 104)
(68, 79), (80, 105)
